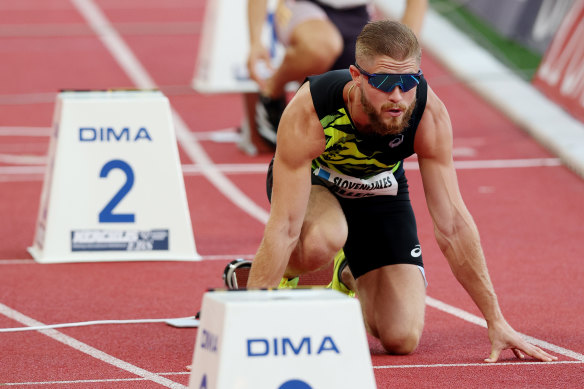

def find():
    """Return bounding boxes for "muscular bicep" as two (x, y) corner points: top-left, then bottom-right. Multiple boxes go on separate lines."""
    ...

(415, 89), (470, 234)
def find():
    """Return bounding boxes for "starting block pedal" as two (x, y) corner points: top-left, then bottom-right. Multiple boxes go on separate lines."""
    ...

(222, 258), (252, 289)
(188, 289), (377, 389)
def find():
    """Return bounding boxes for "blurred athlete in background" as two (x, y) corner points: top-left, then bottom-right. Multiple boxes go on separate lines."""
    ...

(247, 0), (427, 146)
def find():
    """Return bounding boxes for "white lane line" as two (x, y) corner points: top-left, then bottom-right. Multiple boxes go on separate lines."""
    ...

(0, 303), (187, 389)
(70, 0), (269, 225)
(0, 126), (52, 136)
(374, 360), (583, 369)
(0, 373), (190, 387)
(0, 158), (563, 176)
(0, 372), (191, 387)
(0, 254), (254, 265)
(426, 296), (584, 362)
(0, 153), (47, 165)
(0, 259), (36, 264)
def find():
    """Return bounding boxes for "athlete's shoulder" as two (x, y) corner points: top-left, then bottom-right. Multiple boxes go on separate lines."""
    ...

(307, 70), (351, 120)
(307, 69), (352, 87)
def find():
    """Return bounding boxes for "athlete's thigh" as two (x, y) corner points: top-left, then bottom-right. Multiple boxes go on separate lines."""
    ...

(356, 264), (426, 339)
(301, 185), (347, 243)
(276, 1), (336, 46)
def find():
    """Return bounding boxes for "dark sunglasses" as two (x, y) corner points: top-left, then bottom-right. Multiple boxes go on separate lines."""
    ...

(354, 63), (422, 92)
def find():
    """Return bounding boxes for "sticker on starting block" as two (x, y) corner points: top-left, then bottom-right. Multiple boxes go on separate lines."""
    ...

(28, 90), (200, 263)
(188, 289), (377, 389)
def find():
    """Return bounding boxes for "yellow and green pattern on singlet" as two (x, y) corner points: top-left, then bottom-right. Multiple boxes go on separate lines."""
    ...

(311, 107), (401, 179)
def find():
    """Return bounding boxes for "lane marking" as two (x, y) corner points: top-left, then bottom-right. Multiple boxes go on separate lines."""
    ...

(426, 296), (584, 362)
(5, 362), (583, 386)
(0, 126), (52, 136)
(374, 360), (583, 369)
(0, 254), (255, 265)
(0, 153), (47, 165)
(0, 303), (187, 389)
(0, 372), (191, 387)
(0, 157), (563, 176)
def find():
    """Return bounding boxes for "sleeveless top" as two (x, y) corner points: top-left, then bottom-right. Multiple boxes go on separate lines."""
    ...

(307, 69), (428, 198)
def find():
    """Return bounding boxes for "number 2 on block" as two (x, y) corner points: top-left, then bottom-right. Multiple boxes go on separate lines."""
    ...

(99, 159), (135, 223)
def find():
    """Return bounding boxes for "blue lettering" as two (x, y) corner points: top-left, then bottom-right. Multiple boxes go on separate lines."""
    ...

(247, 339), (269, 356)
(135, 127), (152, 141)
(317, 336), (339, 354)
(199, 374), (208, 389)
(107, 127), (129, 141)
(200, 329), (218, 352)
(282, 337), (311, 355)
(78, 127), (152, 142)
(247, 336), (339, 357)
(79, 127), (96, 141)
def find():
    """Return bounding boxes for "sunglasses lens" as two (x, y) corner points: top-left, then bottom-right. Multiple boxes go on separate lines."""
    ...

(370, 74), (420, 92)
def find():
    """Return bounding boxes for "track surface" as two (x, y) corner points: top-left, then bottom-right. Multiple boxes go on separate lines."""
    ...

(0, 1), (583, 387)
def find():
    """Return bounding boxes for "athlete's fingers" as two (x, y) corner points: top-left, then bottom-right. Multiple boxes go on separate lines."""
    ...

(484, 347), (502, 363)
(512, 348), (525, 359)
(521, 344), (557, 362)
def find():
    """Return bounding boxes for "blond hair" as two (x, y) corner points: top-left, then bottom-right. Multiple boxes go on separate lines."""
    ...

(356, 20), (421, 66)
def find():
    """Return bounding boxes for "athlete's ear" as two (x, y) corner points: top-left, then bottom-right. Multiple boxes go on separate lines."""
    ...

(349, 65), (361, 86)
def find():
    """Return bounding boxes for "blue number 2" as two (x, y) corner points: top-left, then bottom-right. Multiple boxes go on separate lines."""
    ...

(99, 159), (135, 223)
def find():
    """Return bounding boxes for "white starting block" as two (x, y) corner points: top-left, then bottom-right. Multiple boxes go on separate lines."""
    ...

(28, 90), (200, 263)
(188, 289), (377, 389)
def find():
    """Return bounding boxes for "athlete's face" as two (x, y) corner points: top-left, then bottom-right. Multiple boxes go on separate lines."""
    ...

(353, 57), (419, 136)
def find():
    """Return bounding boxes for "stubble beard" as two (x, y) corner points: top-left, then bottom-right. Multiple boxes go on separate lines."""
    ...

(360, 93), (416, 136)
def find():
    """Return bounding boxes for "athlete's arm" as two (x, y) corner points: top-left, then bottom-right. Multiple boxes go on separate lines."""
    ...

(414, 87), (556, 362)
(401, 0), (428, 38)
(247, 83), (326, 287)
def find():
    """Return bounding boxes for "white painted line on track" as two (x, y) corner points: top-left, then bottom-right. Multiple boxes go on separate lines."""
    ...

(0, 126), (52, 136)
(374, 360), (583, 369)
(0, 372), (188, 387)
(0, 302), (187, 389)
(70, 0), (269, 225)
(0, 158), (563, 177)
(0, 259), (35, 264)
(0, 254), (254, 264)
(0, 153), (47, 165)
(0, 372), (190, 387)
(426, 296), (584, 362)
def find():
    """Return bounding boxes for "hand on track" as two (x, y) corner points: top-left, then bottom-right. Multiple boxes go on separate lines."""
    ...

(485, 320), (558, 363)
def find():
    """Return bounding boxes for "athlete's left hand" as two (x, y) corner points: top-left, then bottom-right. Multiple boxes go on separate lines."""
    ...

(485, 319), (558, 363)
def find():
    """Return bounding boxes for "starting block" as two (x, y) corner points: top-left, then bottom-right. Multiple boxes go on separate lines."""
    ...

(28, 90), (200, 263)
(188, 289), (377, 389)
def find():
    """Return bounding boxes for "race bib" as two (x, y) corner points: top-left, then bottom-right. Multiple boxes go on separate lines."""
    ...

(313, 166), (398, 198)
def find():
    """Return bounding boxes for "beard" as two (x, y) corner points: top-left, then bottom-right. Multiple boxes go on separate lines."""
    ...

(360, 92), (416, 136)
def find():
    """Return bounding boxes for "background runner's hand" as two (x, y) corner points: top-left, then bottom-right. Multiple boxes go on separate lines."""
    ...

(485, 319), (558, 363)
(247, 43), (272, 90)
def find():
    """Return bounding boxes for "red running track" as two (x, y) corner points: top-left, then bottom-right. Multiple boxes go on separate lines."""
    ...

(0, 0), (583, 387)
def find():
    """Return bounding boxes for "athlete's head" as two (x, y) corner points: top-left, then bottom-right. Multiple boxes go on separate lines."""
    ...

(352, 20), (421, 136)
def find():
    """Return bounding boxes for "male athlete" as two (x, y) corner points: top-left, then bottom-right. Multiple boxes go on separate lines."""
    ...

(246, 19), (557, 362)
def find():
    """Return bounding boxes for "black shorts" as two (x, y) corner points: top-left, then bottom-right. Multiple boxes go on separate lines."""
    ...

(266, 159), (424, 279)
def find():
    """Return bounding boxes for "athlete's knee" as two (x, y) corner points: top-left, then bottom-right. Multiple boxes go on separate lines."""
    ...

(308, 38), (342, 64)
(296, 30), (343, 70)
(378, 327), (422, 355)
